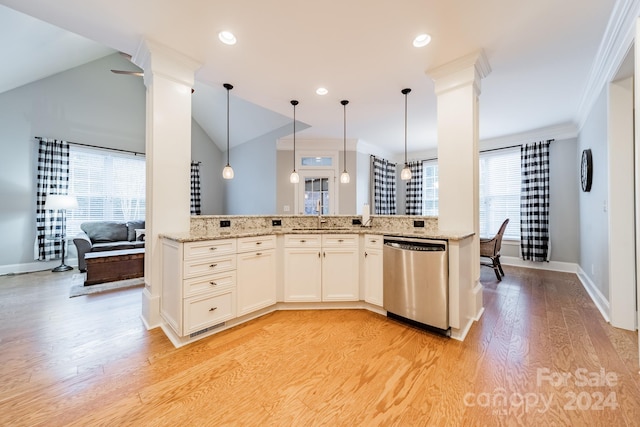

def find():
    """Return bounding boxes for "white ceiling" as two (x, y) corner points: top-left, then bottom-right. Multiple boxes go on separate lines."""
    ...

(0, 0), (620, 155)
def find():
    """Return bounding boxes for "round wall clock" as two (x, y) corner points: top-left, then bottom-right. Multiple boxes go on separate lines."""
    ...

(581, 148), (593, 192)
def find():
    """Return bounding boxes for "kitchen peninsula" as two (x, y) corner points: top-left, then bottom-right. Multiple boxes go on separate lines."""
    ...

(159, 215), (479, 347)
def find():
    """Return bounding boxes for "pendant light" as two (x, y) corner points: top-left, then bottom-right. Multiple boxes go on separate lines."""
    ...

(222, 83), (234, 180)
(400, 88), (412, 181)
(340, 100), (350, 184)
(289, 100), (300, 184)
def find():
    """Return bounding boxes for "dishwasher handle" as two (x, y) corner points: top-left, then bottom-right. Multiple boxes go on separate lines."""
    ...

(384, 240), (446, 252)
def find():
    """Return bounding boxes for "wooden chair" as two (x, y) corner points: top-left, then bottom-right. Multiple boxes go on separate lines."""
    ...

(480, 218), (509, 281)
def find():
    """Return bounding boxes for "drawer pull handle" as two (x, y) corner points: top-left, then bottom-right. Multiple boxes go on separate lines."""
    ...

(209, 263), (218, 268)
(371, 240), (377, 243)
(256, 252), (263, 256)
(338, 239), (344, 242)
(300, 239), (306, 243)
(209, 307), (217, 312)
(256, 241), (262, 245)
(365, 252), (368, 258)
(209, 281), (217, 286)
(209, 247), (217, 251)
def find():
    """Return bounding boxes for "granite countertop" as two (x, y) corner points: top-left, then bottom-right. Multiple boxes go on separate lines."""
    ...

(161, 227), (474, 243)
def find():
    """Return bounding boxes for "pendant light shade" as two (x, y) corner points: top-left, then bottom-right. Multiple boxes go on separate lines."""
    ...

(340, 100), (350, 184)
(400, 88), (412, 181)
(222, 83), (234, 180)
(289, 100), (300, 184)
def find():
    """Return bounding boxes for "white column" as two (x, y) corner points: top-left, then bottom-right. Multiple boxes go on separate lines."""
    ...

(134, 39), (201, 329)
(427, 51), (490, 332)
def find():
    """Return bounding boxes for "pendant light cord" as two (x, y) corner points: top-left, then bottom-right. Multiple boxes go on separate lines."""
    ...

(401, 88), (411, 165)
(226, 87), (230, 165)
(291, 100), (298, 172)
(404, 91), (408, 165)
(341, 100), (349, 173)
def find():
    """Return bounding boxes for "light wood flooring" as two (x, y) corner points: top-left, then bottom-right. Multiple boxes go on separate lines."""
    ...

(1, 266), (639, 426)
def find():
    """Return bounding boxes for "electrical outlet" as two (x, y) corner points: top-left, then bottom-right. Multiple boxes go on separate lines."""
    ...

(220, 220), (231, 228)
(272, 219), (282, 226)
(413, 220), (425, 228)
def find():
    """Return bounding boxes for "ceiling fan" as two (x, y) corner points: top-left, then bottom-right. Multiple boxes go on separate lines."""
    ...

(111, 52), (194, 93)
(110, 52), (143, 77)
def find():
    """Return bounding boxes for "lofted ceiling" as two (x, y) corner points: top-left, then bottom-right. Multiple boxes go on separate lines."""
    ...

(0, 0), (620, 155)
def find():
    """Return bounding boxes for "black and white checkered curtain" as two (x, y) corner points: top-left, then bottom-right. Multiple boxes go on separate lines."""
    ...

(405, 160), (423, 215)
(35, 138), (70, 261)
(190, 161), (201, 215)
(520, 140), (551, 261)
(371, 156), (396, 215)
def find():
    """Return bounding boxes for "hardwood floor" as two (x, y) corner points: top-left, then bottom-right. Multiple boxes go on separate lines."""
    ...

(1, 266), (639, 426)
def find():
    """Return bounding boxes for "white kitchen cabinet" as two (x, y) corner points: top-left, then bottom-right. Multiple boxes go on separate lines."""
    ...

(284, 235), (322, 302)
(363, 234), (383, 306)
(236, 235), (277, 316)
(321, 234), (359, 301)
(284, 234), (359, 302)
(161, 237), (237, 337)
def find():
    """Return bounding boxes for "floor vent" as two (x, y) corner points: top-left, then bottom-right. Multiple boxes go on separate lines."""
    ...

(190, 322), (225, 338)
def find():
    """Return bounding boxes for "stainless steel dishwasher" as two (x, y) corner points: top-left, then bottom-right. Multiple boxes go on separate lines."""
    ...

(383, 236), (449, 334)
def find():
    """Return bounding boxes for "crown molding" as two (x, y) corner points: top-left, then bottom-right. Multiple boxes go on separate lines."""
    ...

(576, 0), (640, 132)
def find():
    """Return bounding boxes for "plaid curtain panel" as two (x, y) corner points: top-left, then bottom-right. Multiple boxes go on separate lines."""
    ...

(405, 160), (423, 215)
(520, 140), (551, 261)
(371, 156), (396, 215)
(35, 138), (70, 261)
(190, 161), (201, 215)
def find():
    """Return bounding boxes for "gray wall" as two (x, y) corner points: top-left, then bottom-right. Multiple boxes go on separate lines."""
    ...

(578, 87), (609, 296)
(191, 119), (225, 215)
(499, 137), (580, 264)
(0, 53), (145, 270)
(0, 53), (222, 271)
(224, 131), (279, 214)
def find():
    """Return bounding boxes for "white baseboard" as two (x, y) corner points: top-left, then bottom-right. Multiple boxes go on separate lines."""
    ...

(0, 258), (79, 276)
(576, 266), (610, 323)
(501, 256), (578, 273)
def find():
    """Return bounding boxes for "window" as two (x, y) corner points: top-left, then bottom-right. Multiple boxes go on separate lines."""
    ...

(479, 147), (520, 240)
(422, 160), (439, 216)
(67, 146), (146, 237)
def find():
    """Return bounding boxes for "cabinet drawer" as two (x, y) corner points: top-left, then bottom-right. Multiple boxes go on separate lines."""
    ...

(184, 255), (236, 279)
(184, 271), (236, 297)
(284, 234), (322, 247)
(184, 291), (235, 334)
(237, 235), (276, 253)
(184, 239), (236, 260)
(364, 234), (383, 249)
(322, 234), (358, 248)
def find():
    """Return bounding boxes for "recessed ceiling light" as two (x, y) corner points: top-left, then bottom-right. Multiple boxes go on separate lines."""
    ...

(316, 87), (328, 95)
(413, 34), (431, 48)
(218, 31), (237, 45)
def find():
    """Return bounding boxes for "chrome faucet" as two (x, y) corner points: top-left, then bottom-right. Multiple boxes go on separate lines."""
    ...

(316, 199), (327, 228)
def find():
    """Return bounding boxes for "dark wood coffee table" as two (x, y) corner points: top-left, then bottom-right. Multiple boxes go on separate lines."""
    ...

(84, 248), (145, 286)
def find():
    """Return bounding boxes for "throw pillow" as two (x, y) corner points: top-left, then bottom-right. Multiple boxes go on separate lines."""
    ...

(135, 229), (146, 241)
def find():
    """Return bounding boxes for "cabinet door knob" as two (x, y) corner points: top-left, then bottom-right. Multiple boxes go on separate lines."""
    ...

(209, 307), (217, 312)
(364, 252), (368, 258)
(209, 263), (218, 268)
(209, 281), (217, 286)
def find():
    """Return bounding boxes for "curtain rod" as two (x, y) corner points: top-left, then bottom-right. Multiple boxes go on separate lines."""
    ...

(34, 136), (144, 156)
(480, 139), (555, 154)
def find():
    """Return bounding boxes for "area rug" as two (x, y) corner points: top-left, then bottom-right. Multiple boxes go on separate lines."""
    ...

(69, 273), (144, 298)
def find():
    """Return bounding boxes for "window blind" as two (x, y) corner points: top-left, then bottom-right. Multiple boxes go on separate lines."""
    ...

(479, 147), (520, 240)
(67, 145), (146, 237)
(422, 159), (439, 216)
